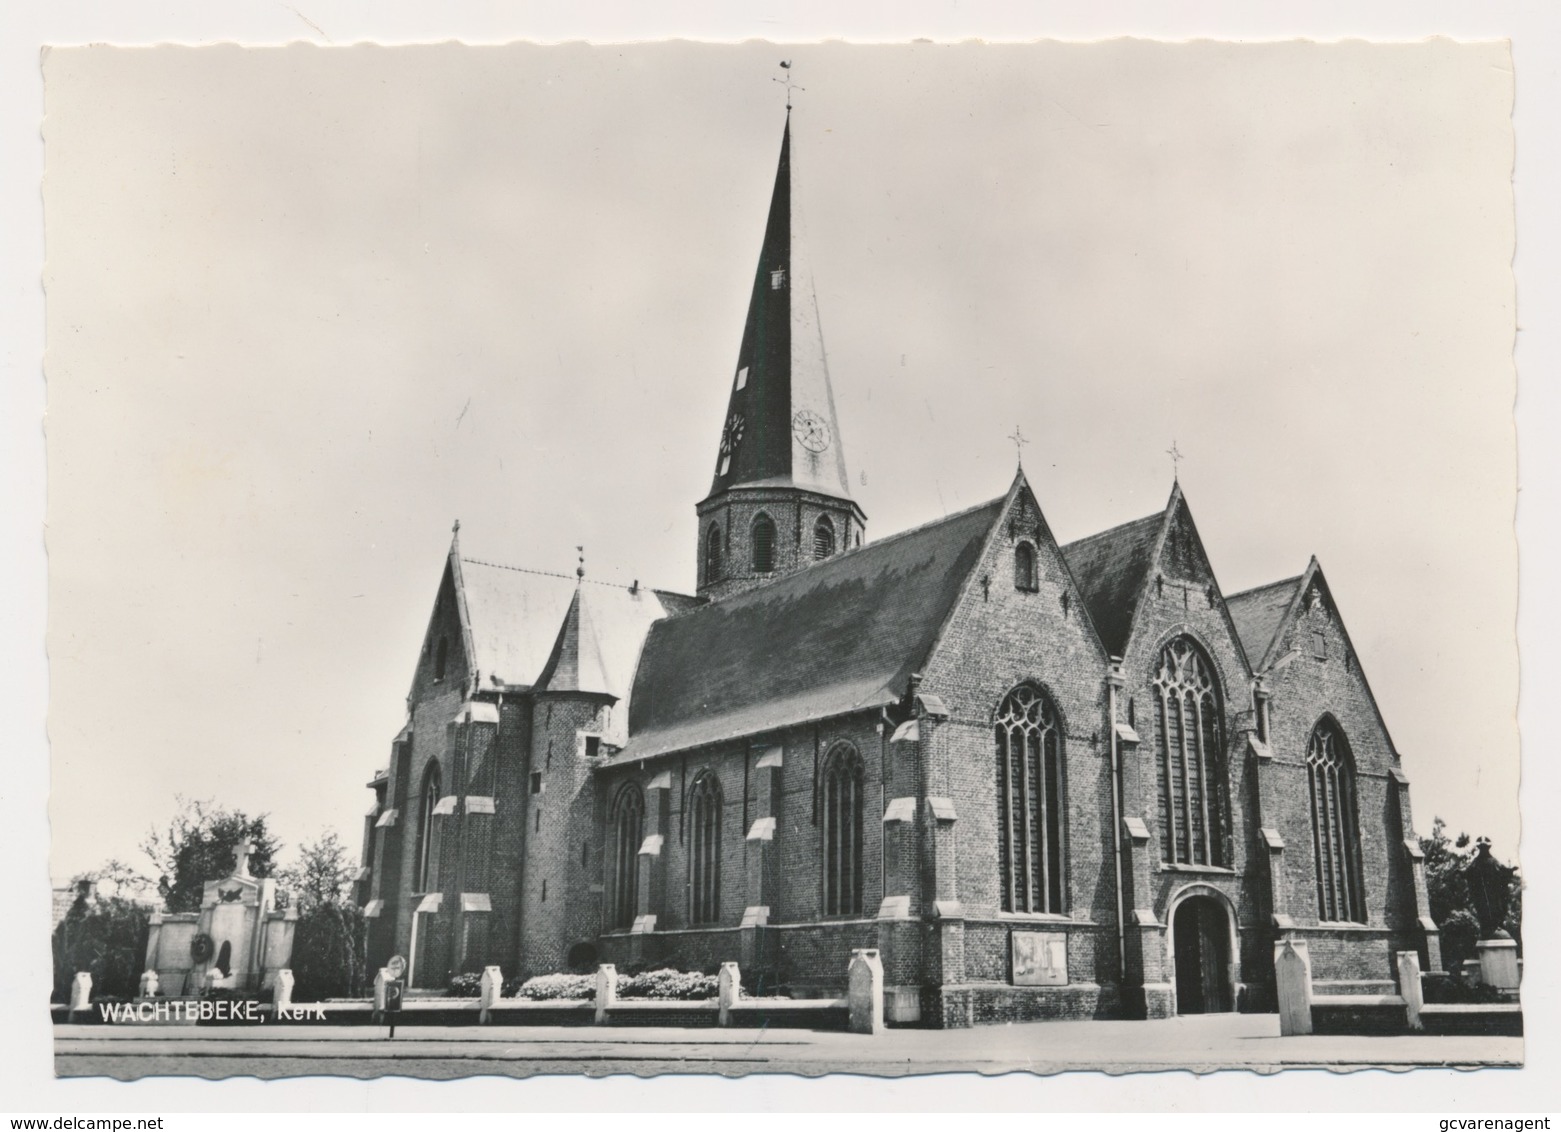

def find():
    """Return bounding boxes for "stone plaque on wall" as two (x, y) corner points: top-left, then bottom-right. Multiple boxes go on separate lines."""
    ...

(1012, 931), (1067, 986)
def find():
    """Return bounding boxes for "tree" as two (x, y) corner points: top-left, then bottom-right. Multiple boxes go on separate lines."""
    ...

(290, 901), (369, 1002)
(70, 858), (156, 904)
(52, 888), (150, 1002)
(141, 796), (281, 913)
(1420, 817), (1521, 972)
(276, 830), (357, 911)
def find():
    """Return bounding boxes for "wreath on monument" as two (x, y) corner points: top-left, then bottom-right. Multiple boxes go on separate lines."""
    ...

(190, 932), (215, 965)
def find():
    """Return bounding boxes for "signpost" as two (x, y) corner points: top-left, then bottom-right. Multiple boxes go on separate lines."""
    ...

(383, 954), (406, 1039)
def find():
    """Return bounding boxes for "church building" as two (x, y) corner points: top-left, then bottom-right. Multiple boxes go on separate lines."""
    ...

(354, 111), (1442, 1026)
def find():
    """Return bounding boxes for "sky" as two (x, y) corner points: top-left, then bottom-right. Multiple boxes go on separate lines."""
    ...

(41, 39), (1517, 882)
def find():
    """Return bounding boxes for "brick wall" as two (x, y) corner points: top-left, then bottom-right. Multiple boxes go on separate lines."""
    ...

(1260, 578), (1416, 934)
(696, 486), (865, 600)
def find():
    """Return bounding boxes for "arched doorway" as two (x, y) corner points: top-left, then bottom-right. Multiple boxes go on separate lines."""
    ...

(1171, 894), (1233, 1014)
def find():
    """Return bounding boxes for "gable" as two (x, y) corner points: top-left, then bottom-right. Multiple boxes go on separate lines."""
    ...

(1263, 563), (1400, 764)
(409, 560), (473, 699)
(921, 475), (1110, 691)
(613, 497), (1006, 762)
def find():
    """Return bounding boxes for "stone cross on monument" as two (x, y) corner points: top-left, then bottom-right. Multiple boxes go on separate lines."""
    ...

(234, 839), (254, 879)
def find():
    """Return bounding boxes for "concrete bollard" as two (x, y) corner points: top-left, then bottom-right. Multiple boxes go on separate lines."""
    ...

(847, 949), (885, 1035)
(139, 969), (159, 998)
(373, 967), (391, 1013)
(718, 961), (741, 1027)
(1274, 938), (1313, 1037)
(69, 972), (93, 1014)
(1397, 950), (1424, 1031)
(478, 966), (503, 1024)
(275, 969), (294, 1013)
(594, 963), (617, 1025)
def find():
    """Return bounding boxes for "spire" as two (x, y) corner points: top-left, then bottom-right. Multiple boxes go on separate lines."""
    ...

(706, 113), (854, 503)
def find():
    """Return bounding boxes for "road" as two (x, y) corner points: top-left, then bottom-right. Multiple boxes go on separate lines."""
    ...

(54, 1015), (1522, 1080)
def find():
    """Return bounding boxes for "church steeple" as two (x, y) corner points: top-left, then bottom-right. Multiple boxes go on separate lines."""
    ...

(696, 111), (866, 601)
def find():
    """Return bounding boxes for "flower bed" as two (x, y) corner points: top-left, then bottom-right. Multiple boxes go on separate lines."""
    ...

(503, 968), (720, 1001)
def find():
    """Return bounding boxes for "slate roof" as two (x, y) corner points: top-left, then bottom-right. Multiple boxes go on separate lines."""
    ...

(612, 496), (1007, 763)
(535, 583), (682, 746)
(456, 559), (578, 690)
(1225, 575), (1304, 670)
(1059, 511), (1164, 656)
(456, 558), (698, 695)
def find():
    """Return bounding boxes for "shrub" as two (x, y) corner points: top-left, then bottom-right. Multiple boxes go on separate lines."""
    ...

(447, 972), (483, 997)
(617, 968), (718, 1001)
(289, 901), (368, 1002)
(504, 967), (720, 1001)
(52, 896), (149, 1002)
(511, 973), (595, 1001)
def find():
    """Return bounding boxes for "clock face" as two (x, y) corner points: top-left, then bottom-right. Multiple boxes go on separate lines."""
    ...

(792, 409), (831, 453)
(720, 413), (745, 455)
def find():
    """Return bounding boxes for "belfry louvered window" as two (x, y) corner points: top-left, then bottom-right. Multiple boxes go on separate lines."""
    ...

(995, 684), (1065, 913)
(705, 523), (722, 581)
(813, 515), (836, 560)
(417, 761), (441, 892)
(688, 773), (722, 924)
(1152, 638), (1227, 866)
(1014, 542), (1038, 591)
(821, 744), (864, 916)
(1308, 722), (1366, 923)
(751, 513), (776, 573)
(610, 784), (644, 930)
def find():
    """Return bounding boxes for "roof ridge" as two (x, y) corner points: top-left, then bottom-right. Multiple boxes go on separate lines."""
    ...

(1225, 574), (1305, 602)
(1060, 509), (1162, 553)
(680, 494), (1006, 622)
(460, 556), (670, 594)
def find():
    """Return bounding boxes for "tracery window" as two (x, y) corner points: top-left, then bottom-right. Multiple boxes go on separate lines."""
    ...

(995, 684), (1065, 913)
(610, 784), (644, 930)
(1014, 542), (1038, 591)
(751, 513), (776, 573)
(705, 523), (723, 581)
(1308, 721), (1366, 923)
(416, 761), (442, 892)
(1152, 638), (1226, 866)
(688, 773), (723, 924)
(814, 515), (836, 560)
(821, 744), (864, 916)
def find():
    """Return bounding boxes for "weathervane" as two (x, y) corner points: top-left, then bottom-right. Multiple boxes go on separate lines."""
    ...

(576, 545), (585, 581)
(773, 60), (803, 110)
(1008, 425), (1029, 467)
(1166, 440), (1184, 482)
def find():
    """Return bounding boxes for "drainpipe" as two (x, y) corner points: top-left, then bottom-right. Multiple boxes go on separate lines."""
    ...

(1106, 656), (1127, 982)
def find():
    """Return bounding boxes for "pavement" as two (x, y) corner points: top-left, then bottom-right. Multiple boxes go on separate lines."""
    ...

(53, 1014), (1523, 1079)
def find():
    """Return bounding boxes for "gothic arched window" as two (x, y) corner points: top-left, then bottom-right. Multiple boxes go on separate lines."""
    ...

(1014, 542), (1038, 591)
(1152, 637), (1227, 866)
(995, 684), (1065, 913)
(417, 761), (442, 892)
(610, 784), (644, 930)
(813, 515), (836, 560)
(688, 772), (723, 924)
(821, 744), (864, 916)
(705, 523), (723, 582)
(1308, 721), (1366, 923)
(751, 513), (776, 574)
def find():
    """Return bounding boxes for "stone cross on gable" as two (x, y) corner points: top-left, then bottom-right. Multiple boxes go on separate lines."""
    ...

(1008, 425), (1029, 467)
(235, 839), (254, 878)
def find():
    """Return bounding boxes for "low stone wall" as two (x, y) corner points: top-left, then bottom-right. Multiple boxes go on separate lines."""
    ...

(933, 981), (1121, 1029)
